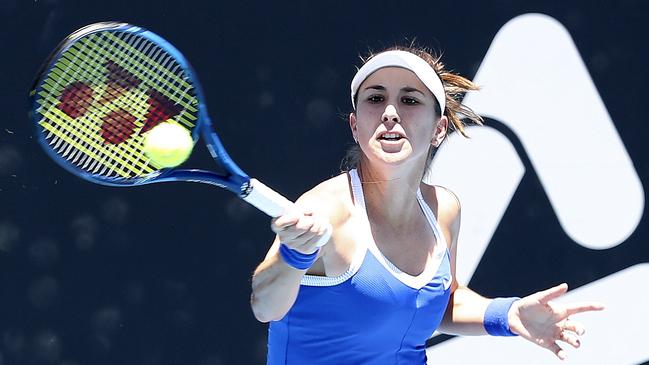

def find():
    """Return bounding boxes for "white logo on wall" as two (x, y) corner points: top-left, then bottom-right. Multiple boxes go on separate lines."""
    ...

(424, 13), (647, 365)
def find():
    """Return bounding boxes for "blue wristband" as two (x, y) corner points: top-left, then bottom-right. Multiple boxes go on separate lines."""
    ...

(484, 297), (520, 336)
(278, 244), (319, 270)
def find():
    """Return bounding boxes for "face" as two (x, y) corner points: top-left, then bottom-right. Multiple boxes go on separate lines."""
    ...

(350, 67), (447, 169)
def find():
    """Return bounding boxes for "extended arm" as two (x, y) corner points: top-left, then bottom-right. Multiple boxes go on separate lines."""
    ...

(431, 187), (604, 360)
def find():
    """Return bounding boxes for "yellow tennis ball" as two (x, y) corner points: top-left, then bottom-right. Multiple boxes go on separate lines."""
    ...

(143, 121), (194, 168)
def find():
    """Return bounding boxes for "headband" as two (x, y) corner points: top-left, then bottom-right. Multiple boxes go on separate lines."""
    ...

(350, 50), (446, 114)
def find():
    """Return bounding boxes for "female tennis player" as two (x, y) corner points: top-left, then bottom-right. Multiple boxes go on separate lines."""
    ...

(250, 46), (604, 364)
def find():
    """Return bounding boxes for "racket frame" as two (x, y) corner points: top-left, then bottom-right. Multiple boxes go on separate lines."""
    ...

(30, 22), (333, 244)
(30, 22), (253, 197)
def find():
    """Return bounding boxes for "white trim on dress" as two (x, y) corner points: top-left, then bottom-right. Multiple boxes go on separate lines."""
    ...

(301, 169), (451, 289)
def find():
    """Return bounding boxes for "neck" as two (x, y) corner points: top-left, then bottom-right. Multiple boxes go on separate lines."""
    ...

(357, 159), (426, 227)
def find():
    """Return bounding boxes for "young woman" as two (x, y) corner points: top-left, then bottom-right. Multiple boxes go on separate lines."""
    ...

(250, 46), (604, 364)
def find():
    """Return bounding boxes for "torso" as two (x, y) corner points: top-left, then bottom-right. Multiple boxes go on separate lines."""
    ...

(266, 169), (456, 364)
(305, 171), (455, 279)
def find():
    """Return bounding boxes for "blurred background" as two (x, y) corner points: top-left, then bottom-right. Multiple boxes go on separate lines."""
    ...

(1, 1), (647, 364)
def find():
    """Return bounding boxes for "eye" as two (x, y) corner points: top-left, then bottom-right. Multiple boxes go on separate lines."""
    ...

(367, 95), (384, 103)
(401, 96), (419, 105)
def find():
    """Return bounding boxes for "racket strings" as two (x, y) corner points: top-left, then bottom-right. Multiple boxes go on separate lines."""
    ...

(43, 39), (142, 174)
(48, 44), (134, 176)
(43, 42), (122, 175)
(35, 29), (200, 180)
(107, 32), (197, 116)
(92, 33), (197, 132)
(44, 40), (153, 177)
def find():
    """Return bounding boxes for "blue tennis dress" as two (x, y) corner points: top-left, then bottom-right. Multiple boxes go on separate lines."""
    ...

(267, 169), (453, 364)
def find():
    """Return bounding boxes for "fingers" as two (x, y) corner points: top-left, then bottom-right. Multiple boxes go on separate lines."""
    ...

(544, 319), (586, 360)
(559, 328), (581, 349)
(545, 341), (567, 361)
(563, 301), (606, 317)
(271, 209), (329, 254)
(532, 284), (605, 324)
(562, 319), (585, 336)
(272, 210), (302, 231)
(536, 283), (569, 304)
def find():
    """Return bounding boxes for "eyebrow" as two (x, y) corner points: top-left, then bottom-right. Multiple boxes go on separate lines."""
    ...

(402, 86), (425, 95)
(362, 85), (425, 96)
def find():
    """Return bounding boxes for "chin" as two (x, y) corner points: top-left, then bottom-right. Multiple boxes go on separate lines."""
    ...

(363, 143), (422, 167)
(372, 150), (413, 166)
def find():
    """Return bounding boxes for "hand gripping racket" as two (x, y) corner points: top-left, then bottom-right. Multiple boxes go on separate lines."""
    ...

(29, 22), (331, 246)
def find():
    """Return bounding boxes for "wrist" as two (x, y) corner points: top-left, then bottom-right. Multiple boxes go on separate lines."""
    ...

(484, 297), (520, 336)
(278, 244), (319, 270)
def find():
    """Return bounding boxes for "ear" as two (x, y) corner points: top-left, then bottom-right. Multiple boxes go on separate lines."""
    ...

(432, 116), (448, 147)
(349, 112), (358, 141)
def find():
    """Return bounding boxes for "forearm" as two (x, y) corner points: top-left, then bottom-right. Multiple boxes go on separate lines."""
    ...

(250, 189), (339, 323)
(438, 285), (493, 336)
(250, 251), (305, 323)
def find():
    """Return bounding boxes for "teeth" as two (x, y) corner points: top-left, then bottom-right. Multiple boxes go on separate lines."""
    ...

(381, 133), (401, 139)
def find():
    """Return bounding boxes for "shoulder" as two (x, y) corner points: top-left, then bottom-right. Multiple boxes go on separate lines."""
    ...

(419, 184), (461, 218)
(295, 172), (354, 228)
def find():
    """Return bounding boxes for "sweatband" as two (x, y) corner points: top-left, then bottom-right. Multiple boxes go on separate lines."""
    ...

(278, 244), (319, 270)
(484, 297), (520, 336)
(350, 50), (446, 113)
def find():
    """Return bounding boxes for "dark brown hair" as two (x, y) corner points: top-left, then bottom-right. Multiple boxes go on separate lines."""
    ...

(341, 45), (483, 172)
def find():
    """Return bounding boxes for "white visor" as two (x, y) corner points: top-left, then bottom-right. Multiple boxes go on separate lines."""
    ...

(350, 50), (445, 114)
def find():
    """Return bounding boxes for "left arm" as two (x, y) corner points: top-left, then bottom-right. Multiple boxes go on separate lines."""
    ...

(438, 285), (491, 336)
(430, 186), (604, 359)
(432, 186), (491, 336)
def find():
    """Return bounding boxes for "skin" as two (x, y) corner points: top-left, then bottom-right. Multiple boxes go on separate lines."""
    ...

(250, 66), (604, 360)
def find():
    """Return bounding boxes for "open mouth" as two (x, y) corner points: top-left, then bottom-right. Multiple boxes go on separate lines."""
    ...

(378, 132), (405, 141)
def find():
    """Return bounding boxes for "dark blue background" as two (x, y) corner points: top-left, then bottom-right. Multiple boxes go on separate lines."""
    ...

(1, 1), (647, 364)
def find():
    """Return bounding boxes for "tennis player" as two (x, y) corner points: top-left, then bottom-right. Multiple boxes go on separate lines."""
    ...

(251, 46), (604, 364)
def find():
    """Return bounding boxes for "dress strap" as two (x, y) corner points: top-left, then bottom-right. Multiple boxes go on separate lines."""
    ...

(299, 169), (367, 287)
(416, 189), (450, 251)
(349, 168), (365, 208)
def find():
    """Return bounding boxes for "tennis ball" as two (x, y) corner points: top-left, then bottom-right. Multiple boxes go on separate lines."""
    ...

(143, 121), (194, 168)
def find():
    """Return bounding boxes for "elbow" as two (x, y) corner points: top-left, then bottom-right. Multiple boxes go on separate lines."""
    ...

(250, 293), (285, 323)
(253, 311), (276, 324)
(251, 305), (274, 323)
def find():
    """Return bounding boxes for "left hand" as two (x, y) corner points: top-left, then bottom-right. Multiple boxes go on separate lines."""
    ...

(507, 283), (605, 360)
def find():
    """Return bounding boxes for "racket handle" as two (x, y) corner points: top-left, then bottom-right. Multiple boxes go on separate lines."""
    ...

(243, 178), (332, 247)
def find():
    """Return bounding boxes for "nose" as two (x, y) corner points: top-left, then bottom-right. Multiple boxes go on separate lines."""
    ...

(382, 105), (400, 124)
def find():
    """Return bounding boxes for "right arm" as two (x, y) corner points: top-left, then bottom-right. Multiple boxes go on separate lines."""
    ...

(249, 241), (313, 323)
(250, 188), (345, 322)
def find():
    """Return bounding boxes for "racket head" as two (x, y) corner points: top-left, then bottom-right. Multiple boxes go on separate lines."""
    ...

(30, 22), (214, 187)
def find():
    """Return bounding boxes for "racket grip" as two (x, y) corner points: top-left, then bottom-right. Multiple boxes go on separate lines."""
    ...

(243, 179), (293, 217)
(243, 178), (332, 247)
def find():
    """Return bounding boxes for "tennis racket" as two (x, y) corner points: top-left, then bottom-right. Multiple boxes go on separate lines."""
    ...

(29, 22), (331, 246)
